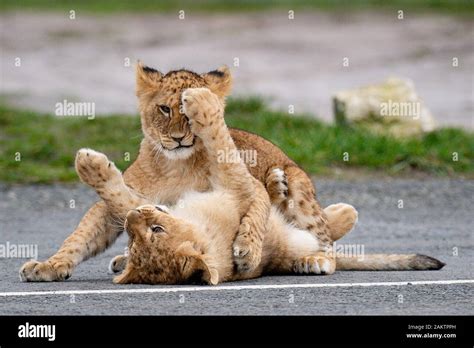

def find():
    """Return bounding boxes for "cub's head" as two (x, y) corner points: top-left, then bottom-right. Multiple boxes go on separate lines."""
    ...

(135, 61), (232, 160)
(114, 205), (219, 285)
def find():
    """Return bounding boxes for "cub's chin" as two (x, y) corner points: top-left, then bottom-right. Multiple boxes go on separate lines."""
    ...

(162, 146), (196, 160)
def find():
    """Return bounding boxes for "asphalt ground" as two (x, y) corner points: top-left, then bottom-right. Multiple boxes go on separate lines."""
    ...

(0, 179), (472, 315)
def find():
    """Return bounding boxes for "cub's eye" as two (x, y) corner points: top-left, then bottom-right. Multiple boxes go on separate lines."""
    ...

(159, 105), (171, 115)
(150, 224), (165, 233)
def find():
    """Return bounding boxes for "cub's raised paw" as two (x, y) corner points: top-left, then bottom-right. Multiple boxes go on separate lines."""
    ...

(265, 168), (288, 205)
(181, 88), (223, 135)
(75, 148), (122, 189)
(293, 255), (336, 275)
(232, 226), (262, 273)
(108, 254), (128, 274)
(19, 260), (73, 282)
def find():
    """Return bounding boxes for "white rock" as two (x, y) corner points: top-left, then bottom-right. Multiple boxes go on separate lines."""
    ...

(333, 77), (437, 137)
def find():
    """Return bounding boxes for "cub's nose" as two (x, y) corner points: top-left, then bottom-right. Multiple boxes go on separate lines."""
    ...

(172, 136), (184, 143)
(126, 209), (142, 223)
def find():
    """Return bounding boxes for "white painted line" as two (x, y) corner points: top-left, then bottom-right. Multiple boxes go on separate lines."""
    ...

(1, 279), (473, 297)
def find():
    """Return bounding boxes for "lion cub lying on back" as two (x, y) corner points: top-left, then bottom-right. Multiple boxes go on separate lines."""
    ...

(112, 88), (444, 285)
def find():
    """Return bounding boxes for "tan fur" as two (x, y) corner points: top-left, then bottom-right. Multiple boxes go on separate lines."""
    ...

(20, 63), (355, 281)
(115, 88), (444, 285)
(324, 203), (358, 241)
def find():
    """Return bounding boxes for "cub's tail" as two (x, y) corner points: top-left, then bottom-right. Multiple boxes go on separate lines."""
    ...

(336, 254), (445, 271)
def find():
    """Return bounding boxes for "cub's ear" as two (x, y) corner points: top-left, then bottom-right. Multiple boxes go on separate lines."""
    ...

(136, 60), (162, 97)
(113, 269), (138, 284)
(177, 242), (219, 286)
(202, 65), (232, 98)
(197, 258), (219, 286)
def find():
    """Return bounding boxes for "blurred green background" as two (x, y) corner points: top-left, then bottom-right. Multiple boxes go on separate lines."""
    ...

(0, 0), (472, 183)
(1, 99), (472, 183)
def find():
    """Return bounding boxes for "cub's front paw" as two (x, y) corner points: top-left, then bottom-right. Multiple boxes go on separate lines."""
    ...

(75, 148), (122, 189)
(19, 260), (73, 282)
(232, 226), (262, 273)
(108, 254), (128, 274)
(181, 88), (223, 135)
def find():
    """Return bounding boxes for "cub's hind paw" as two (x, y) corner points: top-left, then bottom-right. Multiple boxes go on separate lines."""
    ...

(293, 255), (335, 275)
(75, 148), (122, 189)
(324, 203), (358, 241)
(265, 168), (288, 205)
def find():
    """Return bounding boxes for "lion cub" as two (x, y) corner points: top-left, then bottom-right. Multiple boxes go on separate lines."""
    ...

(114, 88), (444, 285)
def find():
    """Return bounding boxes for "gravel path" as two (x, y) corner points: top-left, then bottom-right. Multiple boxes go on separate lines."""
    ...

(0, 179), (472, 315)
(0, 11), (472, 127)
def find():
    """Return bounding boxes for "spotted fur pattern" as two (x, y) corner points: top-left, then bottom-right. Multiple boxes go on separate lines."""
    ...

(20, 64), (355, 282)
(115, 88), (444, 285)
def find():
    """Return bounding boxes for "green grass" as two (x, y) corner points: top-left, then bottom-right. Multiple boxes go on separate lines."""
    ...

(0, 0), (472, 14)
(0, 99), (473, 183)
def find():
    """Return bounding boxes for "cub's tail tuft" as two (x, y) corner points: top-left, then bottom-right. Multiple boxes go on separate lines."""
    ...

(336, 253), (445, 271)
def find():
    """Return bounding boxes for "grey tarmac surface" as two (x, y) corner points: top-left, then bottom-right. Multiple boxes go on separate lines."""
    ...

(0, 179), (472, 315)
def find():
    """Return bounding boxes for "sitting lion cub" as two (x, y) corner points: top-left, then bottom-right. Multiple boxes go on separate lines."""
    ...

(111, 88), (444, 285)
